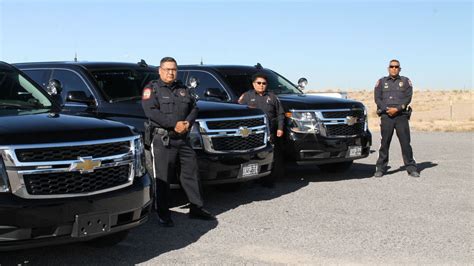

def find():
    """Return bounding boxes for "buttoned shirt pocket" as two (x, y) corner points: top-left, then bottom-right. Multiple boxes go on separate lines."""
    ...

(158, 97), (174, 113)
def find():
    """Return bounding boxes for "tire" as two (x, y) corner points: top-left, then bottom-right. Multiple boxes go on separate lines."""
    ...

(87, 230), (129, 247)
(318, 161), (353, 173)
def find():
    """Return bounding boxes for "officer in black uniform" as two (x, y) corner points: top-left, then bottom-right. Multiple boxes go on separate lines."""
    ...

(374, 59), (420, 178)
(238, 73), (285, 187)
(142, 57), (215, 227)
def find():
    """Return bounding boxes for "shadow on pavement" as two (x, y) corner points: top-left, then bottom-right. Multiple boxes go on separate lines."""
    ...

(1, 161), (377, 265)
(385, 161), (438, 175)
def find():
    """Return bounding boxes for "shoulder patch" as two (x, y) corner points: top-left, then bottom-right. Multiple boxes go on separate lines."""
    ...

(375, 79), (380, 88)
(408, 79), (412, 87)
(142, 88), (152, 100)
(238, 93), (246, 103)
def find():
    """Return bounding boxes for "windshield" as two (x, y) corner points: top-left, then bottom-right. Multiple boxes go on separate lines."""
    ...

(0, 69), (53, 113)
(218, 68), (303, 97)
(90, 69), (159, 102)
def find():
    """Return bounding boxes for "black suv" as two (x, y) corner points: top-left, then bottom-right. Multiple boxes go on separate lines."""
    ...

(0, 62), (152, 250)
(178, 64), (372, 171)
(15, 61), (273, 184)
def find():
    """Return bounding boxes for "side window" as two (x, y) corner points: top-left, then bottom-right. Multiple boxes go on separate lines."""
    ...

(21, 69), (51, 89)
(187, 71), (228, 102)
(177, 70), (186, 84)
(50, 69), (93, 103)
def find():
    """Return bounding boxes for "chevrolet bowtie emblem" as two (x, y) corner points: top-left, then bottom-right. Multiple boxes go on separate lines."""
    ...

(238, 126), (251, 138)
(70, 157), (101, 173)
(346, 116), (358, 126)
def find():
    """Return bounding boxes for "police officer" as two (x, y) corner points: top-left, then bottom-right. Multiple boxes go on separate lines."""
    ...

(142, 57), (215, 227)
(374, 59), (420, 178)
(238, 73), (285, 187)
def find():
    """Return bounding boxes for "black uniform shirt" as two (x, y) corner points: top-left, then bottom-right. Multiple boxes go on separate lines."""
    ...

(374, 75), (413, 113)
(239, 89), (285, 131)
(142, 79), (198, 130)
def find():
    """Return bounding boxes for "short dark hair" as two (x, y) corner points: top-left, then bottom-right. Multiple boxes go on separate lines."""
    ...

(252, 73), (268, 82)
(389, 59), (400, 66)
(160, 57), (177, 66)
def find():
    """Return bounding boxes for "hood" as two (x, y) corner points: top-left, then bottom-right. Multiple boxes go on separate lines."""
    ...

(0, 113), (135, 145)
(277, 94), (365, 110)
(196, 101), (264, 119)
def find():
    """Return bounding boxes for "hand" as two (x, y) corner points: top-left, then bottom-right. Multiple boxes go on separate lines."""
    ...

(386, 107), (398, 117)
(276, 130), (284, 137)
(183, 121), (190, 131)
(174, 121), (187, 134)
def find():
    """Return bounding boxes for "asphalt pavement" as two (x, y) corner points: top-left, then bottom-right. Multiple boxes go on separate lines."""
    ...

(1, 132), (472, 265)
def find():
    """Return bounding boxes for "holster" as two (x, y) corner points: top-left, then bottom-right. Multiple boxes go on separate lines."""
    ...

(402, 106), (413, 120)
(144, 119), (154, 147)
(154, 128), (170, 147)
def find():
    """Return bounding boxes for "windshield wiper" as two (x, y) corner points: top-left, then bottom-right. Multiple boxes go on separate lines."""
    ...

(110, 95), (142, 103)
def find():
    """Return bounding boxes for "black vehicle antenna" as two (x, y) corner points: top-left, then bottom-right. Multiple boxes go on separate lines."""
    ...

(74, 52), (78, 62)
(255, 63), (262, 69)
(200, 57), (203, 65)
(138, 59), (148, 67)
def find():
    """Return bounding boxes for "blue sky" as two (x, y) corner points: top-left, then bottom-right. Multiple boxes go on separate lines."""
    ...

(0, 0), (472, 90)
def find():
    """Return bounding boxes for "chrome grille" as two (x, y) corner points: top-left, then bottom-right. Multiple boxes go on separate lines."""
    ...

(322, 110), (364, 119)
(16, 141), (130, 162)
(1, 136), (138, 199)
(206, 118), (265, 130)
(211, 133), (265, 151)
(24, 165), (130, 195)
(198, 115), (268, 153)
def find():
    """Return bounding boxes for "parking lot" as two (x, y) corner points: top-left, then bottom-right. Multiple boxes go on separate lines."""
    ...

(1, 132), (472, 265)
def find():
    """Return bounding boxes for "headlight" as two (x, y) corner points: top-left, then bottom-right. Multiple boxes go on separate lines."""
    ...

(287, 111), (322, 133)
(189, 123), (203, 149)
(0, 153), (10, 193)
(133, 137), (146, 177)
(363, 105), (368, 132)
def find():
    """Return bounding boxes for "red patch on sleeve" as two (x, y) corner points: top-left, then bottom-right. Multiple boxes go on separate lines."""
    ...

(142, 88), (152, 100)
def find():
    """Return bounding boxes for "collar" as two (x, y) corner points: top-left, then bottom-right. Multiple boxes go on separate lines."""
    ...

(388, 75), (401, 81)
(252, 89), (269, 96)
(157, 79), (179, 89)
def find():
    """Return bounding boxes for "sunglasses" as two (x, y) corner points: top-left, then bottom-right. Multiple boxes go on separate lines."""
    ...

(389, 65), (400, 69)
(255, 81), (267, 85)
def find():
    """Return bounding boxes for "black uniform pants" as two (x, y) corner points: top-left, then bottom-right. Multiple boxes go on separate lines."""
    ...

(263, 133), (285, 183)
(151, 135), (203, 219)
(376, 114), (417, 172)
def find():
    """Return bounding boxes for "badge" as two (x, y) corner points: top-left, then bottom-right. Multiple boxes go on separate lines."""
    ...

(384, 83), (388, 89)
(399, 81), (404, 87)
(142, 88), (151, 100)
(266, 96), (271, 104)
(179, 90), (186, 97)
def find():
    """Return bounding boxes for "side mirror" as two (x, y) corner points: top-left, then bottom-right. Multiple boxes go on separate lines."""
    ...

(66, 91), (96, 106)
(188, 76), (199, 89)
(204, 88), (227, 101)
(297, 77), (308, 89)
(46, 79), (63, 96)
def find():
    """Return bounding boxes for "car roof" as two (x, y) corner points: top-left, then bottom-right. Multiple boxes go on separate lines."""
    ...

(179, 64), (267, 72)
(14, 61), (157, 70)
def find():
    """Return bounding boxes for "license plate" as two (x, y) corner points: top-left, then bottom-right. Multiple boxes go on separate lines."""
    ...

(348, 146), (362, 157)
(241, 163), (259, 177)
(71, 212), (110, 238)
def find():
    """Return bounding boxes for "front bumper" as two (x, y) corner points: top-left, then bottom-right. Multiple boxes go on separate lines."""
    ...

(196, 143), (273, 184)
(0, 173), (153, 251)
(284, 131), (372, 165)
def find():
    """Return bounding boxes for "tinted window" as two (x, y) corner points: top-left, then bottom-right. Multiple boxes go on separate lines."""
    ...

(51, 69), (92, 103)
(188, 71), (228, 101)
(0, 69), (52, 114)
(217, 68), (303, 96)
(21, 69), (51, 89)
(90, 69), (158, 102)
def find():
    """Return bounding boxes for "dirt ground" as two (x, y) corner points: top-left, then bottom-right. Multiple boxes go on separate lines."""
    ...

(312, 90), (473, 132)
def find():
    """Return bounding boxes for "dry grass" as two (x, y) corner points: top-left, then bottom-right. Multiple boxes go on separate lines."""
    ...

(313, 90), (474, 132)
